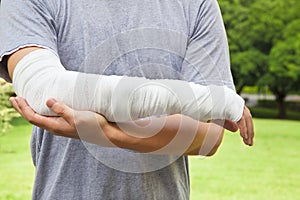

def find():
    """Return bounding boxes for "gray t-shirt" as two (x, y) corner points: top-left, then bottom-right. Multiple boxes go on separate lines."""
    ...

(0, 0), (234, 199)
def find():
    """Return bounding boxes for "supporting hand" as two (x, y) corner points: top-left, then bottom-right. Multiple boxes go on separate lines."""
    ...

(9, 97), (115, 147)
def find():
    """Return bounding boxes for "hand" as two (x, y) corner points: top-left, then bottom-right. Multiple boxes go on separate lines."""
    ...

(9, 97), (115, 147)
(236, 106), (254, 146)
(211, 106), (254, 146)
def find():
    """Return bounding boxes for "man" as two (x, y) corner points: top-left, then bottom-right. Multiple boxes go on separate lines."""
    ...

(0, 0), (253, 199)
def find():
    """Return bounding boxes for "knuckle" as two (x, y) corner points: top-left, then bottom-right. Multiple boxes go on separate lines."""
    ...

(55, 107), (66, 116)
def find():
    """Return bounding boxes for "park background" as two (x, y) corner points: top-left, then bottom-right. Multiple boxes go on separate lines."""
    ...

(0, 0), (299, 199)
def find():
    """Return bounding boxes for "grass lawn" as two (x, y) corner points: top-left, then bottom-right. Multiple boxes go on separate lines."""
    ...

(189, 118), (300, 200)
(0, 118), (34, 200)
(1, 118), (300, 199)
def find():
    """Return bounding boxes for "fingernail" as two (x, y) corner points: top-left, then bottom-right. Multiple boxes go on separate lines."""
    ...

(249, 139), (253, 146)
(46, 98), (57, 108)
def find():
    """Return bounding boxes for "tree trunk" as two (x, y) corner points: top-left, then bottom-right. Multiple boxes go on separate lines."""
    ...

(236, 83), (246, 95)
(275, 94), (287, 119)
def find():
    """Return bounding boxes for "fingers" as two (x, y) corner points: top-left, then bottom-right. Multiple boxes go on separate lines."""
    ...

(11, 97), (48, 127)
(9, 97), (76, 136)
(244, 106), (254, 145)
(9, 97), (24, 116)
(237, 106), (254, 146)
(46, 98), (75, 125)
(237, 115), (247, 141)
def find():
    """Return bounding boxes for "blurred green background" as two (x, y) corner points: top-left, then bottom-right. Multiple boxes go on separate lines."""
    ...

(1, 0), (300, 199)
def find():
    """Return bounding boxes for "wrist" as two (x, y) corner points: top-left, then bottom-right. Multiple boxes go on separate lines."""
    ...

(224, 89), (245, 122)
(103, 123), (140, 150)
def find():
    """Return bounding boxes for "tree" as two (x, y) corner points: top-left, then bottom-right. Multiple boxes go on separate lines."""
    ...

(265, 19), (300, 118)
(255, 0), (300, 118)
(218, 0), (268, 94)
(219, 0), (300, 118)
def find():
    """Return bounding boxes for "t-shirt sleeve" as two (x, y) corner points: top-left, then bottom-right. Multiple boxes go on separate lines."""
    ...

(181, 0), (235, 90)
(0, 0), (57, 81)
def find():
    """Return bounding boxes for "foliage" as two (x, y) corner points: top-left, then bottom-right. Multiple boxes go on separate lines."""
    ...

(0, 78), (18, 133)
(218, 0), (269, 94)
(219, 0), (300, 118)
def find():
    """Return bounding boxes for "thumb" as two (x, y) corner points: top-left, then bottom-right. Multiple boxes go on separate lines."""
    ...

(46, 98), (74, 122)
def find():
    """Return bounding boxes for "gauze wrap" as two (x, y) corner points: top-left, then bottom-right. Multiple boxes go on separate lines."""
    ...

(13, 49), (244, 122)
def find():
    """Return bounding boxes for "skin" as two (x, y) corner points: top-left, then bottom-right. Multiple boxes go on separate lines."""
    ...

(8, 47), (254, 156)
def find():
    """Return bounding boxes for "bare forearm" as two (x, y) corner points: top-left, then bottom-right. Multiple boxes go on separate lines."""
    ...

(104, 114), (224, 156)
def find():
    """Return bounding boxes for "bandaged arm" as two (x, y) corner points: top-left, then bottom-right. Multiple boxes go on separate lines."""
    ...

(12, 48), (244, 122)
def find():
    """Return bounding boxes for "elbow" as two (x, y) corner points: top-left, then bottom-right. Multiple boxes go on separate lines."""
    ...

(205, 142), (220, 157)
(185, 127), (224, 156)
(205, 128), (224, 157)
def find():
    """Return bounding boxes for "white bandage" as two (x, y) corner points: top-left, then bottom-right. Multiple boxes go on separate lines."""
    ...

(13, 49), (244, 122)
